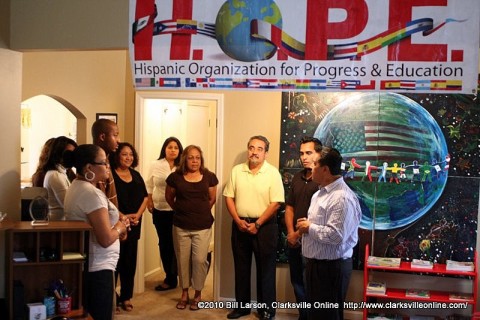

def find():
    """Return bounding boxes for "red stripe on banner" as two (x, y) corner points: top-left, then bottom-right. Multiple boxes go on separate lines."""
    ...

(192, 49), (203, 60)
(271, 23), (287, 61)
(171, 0), (193, 60)
(305, 0), (326, 59)
(134, 0), (156, 60)
(451, 50), (463, 62)
(388, 0), (448, 62)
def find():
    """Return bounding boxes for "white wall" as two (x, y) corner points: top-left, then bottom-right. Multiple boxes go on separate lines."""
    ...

(0, 48), (22, 298)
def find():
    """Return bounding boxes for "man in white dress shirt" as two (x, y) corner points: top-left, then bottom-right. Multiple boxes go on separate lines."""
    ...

(296, 146), (361, 320)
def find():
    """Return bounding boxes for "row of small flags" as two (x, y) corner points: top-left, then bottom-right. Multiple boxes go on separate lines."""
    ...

(136, 78), (376, 89)
(135, 77), (462, 91)
(380, 79), (462, 91)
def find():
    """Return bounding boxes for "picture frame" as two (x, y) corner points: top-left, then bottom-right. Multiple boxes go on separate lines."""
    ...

(96, 113), (117, 123)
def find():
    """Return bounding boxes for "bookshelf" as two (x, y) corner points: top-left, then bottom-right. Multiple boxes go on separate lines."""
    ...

(363, 244), (477, 319)
(5, 221), (91, 320)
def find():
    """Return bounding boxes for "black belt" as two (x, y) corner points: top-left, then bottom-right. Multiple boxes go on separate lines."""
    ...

(239, 217), (277, 226)
(307, 257), (351, 263)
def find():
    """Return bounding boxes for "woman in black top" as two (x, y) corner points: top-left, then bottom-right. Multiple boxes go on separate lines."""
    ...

(109, 142), (148, 312)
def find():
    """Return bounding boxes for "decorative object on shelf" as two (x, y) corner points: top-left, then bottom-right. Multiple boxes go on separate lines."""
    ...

(405, 289), (430, 298)
(366, 281), (386, 295)
(12, 251), (28, 262)
(446, 260), (474, 272)
(0, 211), (6, 222)
(29, 195), (49, 226)
(96, 113), (118, 123)
(449, 293), (473, 301)
(62, 252), (86, 261)
(39, 247), (59, 262)
(43, 296), (56, 317)
(411, 259), (433, 269)
(367, 255), (401, 268)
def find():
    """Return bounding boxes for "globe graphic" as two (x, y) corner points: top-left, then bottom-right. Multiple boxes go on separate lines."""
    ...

(314, 93), (448, 230)
(215, 0), (282, 62)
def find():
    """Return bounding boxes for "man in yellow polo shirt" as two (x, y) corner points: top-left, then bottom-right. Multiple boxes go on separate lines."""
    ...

(223, 135), (285, 320)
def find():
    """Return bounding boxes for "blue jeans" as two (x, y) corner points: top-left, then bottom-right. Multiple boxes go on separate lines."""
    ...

(287, 245), (307, 320)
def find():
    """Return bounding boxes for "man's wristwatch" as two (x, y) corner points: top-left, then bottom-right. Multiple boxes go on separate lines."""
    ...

(254, 222), (261, 230)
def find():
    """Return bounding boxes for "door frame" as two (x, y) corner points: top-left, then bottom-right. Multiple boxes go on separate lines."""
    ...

(134, 91), (224, 300)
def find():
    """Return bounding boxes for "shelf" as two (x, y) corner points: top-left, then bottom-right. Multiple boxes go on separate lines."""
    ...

(367, 261), (476, 277)
(366, 288), (474, 304)
(363, 244), (477, 320)
(6, 220), (91, 320)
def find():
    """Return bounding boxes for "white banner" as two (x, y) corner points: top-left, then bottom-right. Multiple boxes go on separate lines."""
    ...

(129, 0), (479, 93)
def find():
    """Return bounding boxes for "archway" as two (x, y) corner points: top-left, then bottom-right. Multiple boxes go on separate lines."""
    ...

(20, 94), (87, 186)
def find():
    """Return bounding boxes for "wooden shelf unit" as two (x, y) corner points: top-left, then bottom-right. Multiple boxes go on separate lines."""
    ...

(6, 221), (91, 320)
(363, 244), (477, 319)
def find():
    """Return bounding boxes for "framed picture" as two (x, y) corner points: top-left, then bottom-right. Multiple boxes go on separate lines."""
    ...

(96, 113), (117, 123)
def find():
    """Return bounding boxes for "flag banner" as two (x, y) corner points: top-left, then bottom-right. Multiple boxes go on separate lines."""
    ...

(129, 0), (479, 94)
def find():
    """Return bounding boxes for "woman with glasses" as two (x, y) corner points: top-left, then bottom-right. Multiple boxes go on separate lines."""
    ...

(165, 145), (218, 311)
(64, 144), (130, 320)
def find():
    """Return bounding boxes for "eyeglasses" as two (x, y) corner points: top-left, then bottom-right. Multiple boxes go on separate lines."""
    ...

(91, 161), (109, 167)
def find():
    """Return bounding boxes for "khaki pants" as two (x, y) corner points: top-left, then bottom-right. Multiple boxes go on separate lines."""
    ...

(173, 226), (212, 291)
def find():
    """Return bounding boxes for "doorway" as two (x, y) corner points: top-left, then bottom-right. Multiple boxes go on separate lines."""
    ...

(134, 91), (224, 298)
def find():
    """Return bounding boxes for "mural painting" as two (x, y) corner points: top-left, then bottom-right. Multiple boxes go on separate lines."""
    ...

(277, 91), (479, 268)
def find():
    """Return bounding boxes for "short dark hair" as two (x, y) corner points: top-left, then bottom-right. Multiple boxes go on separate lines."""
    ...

(109, 142), (139, 169)
(158, 137), (184, 166)
(300, 136), (322, 148)
(248, 135), (270, 152)
(91, 118), (117, 142)
(318, 146), (342, 175)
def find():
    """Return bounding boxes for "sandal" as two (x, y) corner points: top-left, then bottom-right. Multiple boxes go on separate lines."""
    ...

(176, 299), (188, 310)
(189, 299), (200, 311)
(121, 301), (134, 312)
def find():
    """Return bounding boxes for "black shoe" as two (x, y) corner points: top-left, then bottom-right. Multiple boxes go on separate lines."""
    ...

(155, 283), (176, 291)
(227, 309), (251, 319)
(261, 312), (275, 320)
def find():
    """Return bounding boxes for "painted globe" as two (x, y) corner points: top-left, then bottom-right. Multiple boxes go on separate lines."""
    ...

(314, 93), (448, 230)
(215, 0), (282, 62)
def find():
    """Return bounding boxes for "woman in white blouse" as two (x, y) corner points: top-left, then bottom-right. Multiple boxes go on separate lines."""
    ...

(146, 137), (183, 291)
(43, 136), (77, 220)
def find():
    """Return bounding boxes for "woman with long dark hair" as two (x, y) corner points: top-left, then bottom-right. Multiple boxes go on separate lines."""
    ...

(43, 136), (77, 220)
(145, 137), (183, 291)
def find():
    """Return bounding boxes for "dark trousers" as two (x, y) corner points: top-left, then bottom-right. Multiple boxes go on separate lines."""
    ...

(152, 209), (178, 287)
(231, 219), (277, 316)
(115, 237), (139, 302)
(287, 246), (307, 320)
(86, 270), (115, 320)
(305, 258), (352, 320)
